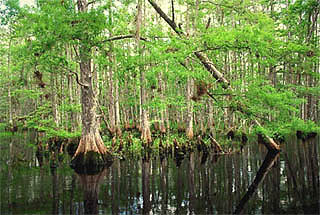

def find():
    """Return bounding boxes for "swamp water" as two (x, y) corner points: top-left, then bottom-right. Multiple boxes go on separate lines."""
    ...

(0, 133), (319, 214)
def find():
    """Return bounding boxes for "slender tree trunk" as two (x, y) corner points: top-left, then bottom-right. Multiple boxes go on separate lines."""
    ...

(208, 100), (215, 136)
(115, 78), (122, 136)
(51, 72), (59, 127)
(136, 0), (152, 144)
(159, 70), (166, 134)
(185, 4), (194, 140)
(107, 49), (116, 135)
(113, 47), (122, 137)
(8, 35), (13, 126)
(186, 77), (194, 139)
(68, 73), (74, 131)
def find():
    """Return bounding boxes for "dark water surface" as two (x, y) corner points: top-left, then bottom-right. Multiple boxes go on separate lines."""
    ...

(1, 133), (319, 214)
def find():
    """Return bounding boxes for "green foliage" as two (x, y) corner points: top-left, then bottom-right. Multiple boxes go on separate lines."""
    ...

(290, 118), (320, 134)
(23, 102), (80, 139)
(253, 117), (319, 141)
(244, 78), (302, 120)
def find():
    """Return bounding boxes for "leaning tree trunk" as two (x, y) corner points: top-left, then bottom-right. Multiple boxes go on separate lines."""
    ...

(71, 0), (112, 173)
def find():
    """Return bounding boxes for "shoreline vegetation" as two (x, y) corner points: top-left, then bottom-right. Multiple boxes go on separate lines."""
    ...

(1, 121), (318, 171)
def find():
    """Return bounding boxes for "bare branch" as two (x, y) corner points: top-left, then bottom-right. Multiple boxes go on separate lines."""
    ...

(87, 0), (97, 6)
(147, 0), (183, 36)
(69, 71), (89, 87)
(206, 91), (218, 102)
(171, 0), (175, 23)
(206, 17), (211, 30)
(101, 35), (148, 43)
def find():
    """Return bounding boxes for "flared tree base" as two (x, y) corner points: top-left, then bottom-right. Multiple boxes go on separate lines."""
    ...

(70, 132), (113, 174)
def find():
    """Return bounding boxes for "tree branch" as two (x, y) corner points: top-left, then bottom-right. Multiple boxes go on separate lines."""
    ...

(205, 17), (211, 30)
(96, 100), (112, 135)
(102, 34), (148, 43)
(69, 71), (89, 87)
(86, 0), (97, 6)
(171, 0), (175, 23)
(147, 0), (183, 36)
(196, 45), (250, 53)
(206, 92), (218, 102)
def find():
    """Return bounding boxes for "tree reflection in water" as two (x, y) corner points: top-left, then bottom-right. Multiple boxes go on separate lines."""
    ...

(234, 151), (280, 214)
(1, 136), (319, 214)
(142, 157), (151, 214)
(76, 167), (109, 214)
(51, 167), (59, 215)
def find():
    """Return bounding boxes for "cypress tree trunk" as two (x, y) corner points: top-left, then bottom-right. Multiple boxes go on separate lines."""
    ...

(51, 72), (59, 127)
(115, 77), (122, 136)
(159, 70), (166, 134)
(185, 4), (194, 140)
(71, 0), (112, 173)
(186, 77), (194, 139)
(136, 0), (152, 144)
(107, 49), (116, 135)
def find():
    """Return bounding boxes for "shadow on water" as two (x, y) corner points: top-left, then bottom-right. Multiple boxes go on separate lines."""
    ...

(0, 133), (319, 214)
